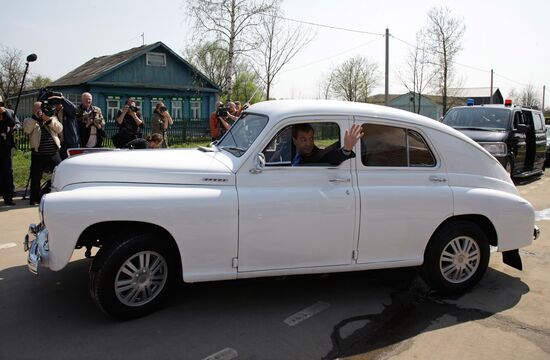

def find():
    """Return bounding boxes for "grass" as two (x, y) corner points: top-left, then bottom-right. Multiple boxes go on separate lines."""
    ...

(12, 141), (211, 190)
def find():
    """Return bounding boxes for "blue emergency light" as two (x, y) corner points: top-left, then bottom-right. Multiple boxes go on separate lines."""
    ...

(466, 98), (475, 106)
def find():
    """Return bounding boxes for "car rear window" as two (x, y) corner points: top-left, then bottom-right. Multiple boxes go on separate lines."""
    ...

(360, 124), (435, 167)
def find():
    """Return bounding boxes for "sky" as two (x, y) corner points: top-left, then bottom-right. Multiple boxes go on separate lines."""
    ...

(4, 0), (549, 105)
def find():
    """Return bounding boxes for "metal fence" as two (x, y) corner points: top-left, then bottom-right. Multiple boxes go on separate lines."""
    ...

(14, 117), (211, 151)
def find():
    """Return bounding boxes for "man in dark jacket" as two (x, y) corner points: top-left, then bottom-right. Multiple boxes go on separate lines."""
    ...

(50, 94), (78, 159)
(292, 123), (364, 166)
(0, 96), (16, 205)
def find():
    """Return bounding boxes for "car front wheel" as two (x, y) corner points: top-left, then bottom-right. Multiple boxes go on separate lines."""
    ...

(421, 220), (490, 294)
(89, 233), (176, 319)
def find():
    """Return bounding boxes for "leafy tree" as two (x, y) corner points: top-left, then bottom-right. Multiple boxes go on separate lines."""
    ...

(30, 75), (52, 89)
(330, 55), (379, 103)
(184, 41), (230, 91)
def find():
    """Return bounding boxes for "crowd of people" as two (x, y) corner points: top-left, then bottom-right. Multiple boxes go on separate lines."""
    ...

(0, 92), (172, 206)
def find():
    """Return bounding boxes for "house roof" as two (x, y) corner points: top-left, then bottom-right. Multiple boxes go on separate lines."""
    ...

(446, 87), (500, 98)
(367, 94), (400, 104)
(50, 41), (219, 91)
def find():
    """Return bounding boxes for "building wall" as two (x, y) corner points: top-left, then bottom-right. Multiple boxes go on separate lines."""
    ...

(389, 94), (441, 120)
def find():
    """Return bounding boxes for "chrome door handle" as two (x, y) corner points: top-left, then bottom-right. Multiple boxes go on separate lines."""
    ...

(429, 175), (447, 183)
(329, 178), (351, 183)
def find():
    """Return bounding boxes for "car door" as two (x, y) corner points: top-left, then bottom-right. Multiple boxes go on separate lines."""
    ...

(354, 118), (453, 264)
(236, 116), (358, 272)
(531, 111), (547, 170)
(511, 111), (527, 172)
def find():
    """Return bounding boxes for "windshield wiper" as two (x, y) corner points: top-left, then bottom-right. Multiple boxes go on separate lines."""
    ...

(456, 127), (493, 131)
(219, 146), (247, 154)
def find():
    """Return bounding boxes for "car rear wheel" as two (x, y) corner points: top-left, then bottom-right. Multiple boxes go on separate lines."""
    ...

(421, 220), (489, 294)
(89, 233), (176, 319)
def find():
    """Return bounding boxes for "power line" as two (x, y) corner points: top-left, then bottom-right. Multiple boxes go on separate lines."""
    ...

(274, 15), (385, 36)
(273, 15), (541, 90)
(282, 37), (382, 73)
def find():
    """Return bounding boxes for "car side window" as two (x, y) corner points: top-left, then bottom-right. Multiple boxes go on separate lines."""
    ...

(361, 123), (435, 167)
(262, 122), (341, 167)
(533, 113), (544, 131)
(408, 130), (436, 167)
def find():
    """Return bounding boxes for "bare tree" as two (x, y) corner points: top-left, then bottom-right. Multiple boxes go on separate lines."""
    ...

(398, 31), (434, 114)
(330, 55), (379, 102)
(254, 4), (314, 100)
(186, 0), (275, 100)
(0, 45), (28, 106)
(518, 84), (541, 109)
(316, 72), (333, 100)
(424, 6), (465, 115)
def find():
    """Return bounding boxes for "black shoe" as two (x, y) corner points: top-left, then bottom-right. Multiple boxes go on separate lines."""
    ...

(4, 200), (16, 206)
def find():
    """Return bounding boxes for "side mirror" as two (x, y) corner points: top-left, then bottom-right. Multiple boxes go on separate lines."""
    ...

(250, 153), (266, 174)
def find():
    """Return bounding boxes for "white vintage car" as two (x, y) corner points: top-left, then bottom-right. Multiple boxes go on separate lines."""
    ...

(25, 100), (539, 319)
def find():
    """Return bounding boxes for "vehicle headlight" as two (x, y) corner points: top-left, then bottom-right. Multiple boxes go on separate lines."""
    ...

(39, 197), (45, 225)
(480, 142), (507, 157)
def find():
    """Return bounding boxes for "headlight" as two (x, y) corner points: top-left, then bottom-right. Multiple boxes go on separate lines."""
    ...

(39, 197), (45, 225)
(480, 142), (507, 157)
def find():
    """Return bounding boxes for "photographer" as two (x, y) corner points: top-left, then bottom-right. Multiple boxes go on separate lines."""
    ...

(151, 102), (173, 148)
(0, 96), (16, 205)
(23, 101), (63, 205)
(113, 98), (144, 148)
(209, 101), (237, 141)
(45, 92), (78, 160)
(77, 92), (105, 148)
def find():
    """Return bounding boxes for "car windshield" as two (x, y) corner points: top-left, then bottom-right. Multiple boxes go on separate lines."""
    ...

(443, 107), (511, 130)
(216, 113), (269, 157)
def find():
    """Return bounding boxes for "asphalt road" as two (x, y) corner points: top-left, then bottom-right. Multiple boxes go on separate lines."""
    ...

(1, 173), (549, 360)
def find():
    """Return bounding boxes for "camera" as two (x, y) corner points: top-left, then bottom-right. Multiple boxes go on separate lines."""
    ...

(159, 106), (167, 113)
(129, 105), (139, 112)
(40, 101), (55, 117)
(216, 105), (228, 117)
(93, 117), (102, 125)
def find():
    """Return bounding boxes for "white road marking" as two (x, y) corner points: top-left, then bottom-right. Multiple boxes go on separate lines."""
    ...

(535, 208), (550, 221)
(0, 242), (17, 250)
(202, 347), (238, 360)
(284, 301), (330, 326)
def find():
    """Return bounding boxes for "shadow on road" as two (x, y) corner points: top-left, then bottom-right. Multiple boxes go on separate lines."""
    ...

(0, 259), (528, 360)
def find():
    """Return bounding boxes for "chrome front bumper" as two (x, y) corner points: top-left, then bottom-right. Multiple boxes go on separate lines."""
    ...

(24, 224), (49, 274)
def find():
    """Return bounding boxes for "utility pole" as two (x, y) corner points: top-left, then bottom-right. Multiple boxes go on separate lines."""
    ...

(490, 69), (493, 104)
(542, 85), (545, 111)
(141, 33), (145, 46)
(385, 28), (389, 106)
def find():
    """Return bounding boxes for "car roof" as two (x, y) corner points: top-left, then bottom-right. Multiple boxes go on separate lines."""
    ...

(247, 99), (442, 129)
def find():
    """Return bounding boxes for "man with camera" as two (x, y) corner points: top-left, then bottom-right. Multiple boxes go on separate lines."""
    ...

(77, 92), (105, 148)
(113, 98), (144, 148)
(23, 101), (63, 205)
(45, 92), (78, 160)
(209, 101), (239, 141)
(0, 95), (17, 205)
(151, 102), (173, 148)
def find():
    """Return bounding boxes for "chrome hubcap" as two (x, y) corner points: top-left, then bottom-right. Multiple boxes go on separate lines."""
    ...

(439, 236), (480, 284)
(115, 251), (168, 307)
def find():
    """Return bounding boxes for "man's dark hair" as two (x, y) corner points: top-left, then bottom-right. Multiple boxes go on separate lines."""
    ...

(292, 123), (314, 139)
